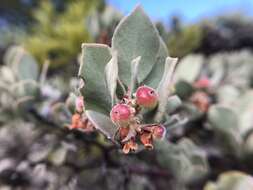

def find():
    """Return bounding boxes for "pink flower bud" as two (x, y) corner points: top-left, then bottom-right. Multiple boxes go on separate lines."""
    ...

(194, 77), (210, 89)
(110, 104), (132, 127)
(75, 96), (84, 113)
(136, 86), (158, 109)
(152, 125), (166, 139)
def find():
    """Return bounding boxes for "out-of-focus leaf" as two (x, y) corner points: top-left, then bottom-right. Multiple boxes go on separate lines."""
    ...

(217, 85), (240, 106)
(51, 103), (72, 126)
(175, 54), (203, 83)
(233, 91), (253, 135)
(49, 146), (68, 166)
(65, 93), (77, 113)
(204, 171), (253, 190)
(11, 80), (40, 98)
(5, 46), (39, 81)
(175, 80), (194, 99)
(166, 95), (182, 114)
(0, 66), (16, 83)
(208, 105), (242, 156)
(156, 138), (209, 183)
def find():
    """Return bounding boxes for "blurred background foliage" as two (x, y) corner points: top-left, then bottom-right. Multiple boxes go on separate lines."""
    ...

(23, 0), (100, 68)
(1, 1), (253, 67)
(167, 17), (203, 57)
(1, 1), (253, 190)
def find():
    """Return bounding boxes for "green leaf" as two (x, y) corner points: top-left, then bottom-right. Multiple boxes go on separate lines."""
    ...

(142, 38), (169, 88)
(204, 171), (253, 190)
(79, 44), (112, 114)
(0, 66), (16, 83)
(86, 110), (118, 140)
(11, 80), (40, 98)
(154, 57), (178, 122)
(175, 54), (203, 83)
(156, 138), (209, 183)
(208, 105), (242, 156)
(234, 91), (253, 135)
(105, 51), (119, 106)
(217, 85), (240, 106)
(5, 46), (39, 81)
(112, 5), (160, 86)
(129, 56), (141, 94)
(208, 105), (240, 134)
(4, 45), (20, 66)
(14, 96), (35, 111)
(51, 103), (72, 126)
(49, 146), (68, 166)
(65, 92), (77, 113)
(244, 133), (253, 155)
(175, 80), (194, 99)
(166, 95), (182, 114)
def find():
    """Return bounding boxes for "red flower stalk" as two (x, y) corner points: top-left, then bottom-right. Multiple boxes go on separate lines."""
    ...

(140, 125), (166, 149)
(119, 127), (138, 154)
(69, 113), (94, 132)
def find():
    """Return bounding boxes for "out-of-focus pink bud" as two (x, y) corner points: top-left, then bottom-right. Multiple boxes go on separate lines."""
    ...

(75, 96), (84, 113)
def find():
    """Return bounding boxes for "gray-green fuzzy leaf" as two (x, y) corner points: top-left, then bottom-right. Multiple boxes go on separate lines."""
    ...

(166, 95), (182, 114)
(155, 57), (178, 122)
(129, 56), (141, 94)
(86, 110), (118, 140)
(65, 93), (77, 113)
(208, 105), (242, 156)
(105, 51), (119, 106)
(112, 5), (160, 86)
(156, 138), (209, 183)
(204, 171), (253, 190)
(4, 45), (20, 66)
(142, 38), (169, 88)
(233, 91), (253, 135)
(5, 46), (39, 81)
(79, 44), (112, 114)
(11, 80), (40, 98)
(175, 54), (203, 83)
(51, 103), (72, 126)
(0, 66), (16, 83)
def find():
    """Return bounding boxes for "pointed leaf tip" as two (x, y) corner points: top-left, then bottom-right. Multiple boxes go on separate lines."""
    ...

(86, 110), (117, 140)
(112, 5), (160, 86)
(78, 44), (112, 114)
(105, 50), (119, 106)
(155, 57), (178, 122)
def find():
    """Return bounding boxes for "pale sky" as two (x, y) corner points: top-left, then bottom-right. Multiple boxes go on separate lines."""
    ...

(106, 0), (253, 23)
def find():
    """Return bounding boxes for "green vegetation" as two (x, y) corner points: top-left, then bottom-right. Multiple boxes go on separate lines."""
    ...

(168, 24), (203, 57)
(24, 0), (101, 67)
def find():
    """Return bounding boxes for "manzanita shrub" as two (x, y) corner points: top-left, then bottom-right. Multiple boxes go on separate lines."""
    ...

(62, 7), (211, 185)
(74, 5), (182, 153)
(3, 5), (253, 190)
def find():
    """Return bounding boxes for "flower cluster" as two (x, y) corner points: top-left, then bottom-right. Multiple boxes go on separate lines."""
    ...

(191, 77), (212, 113)
(193, 76), (211, 89)
(190, 91), (210, 113)
(110, 86), (166, 154)
(69, 96), (94, 132)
